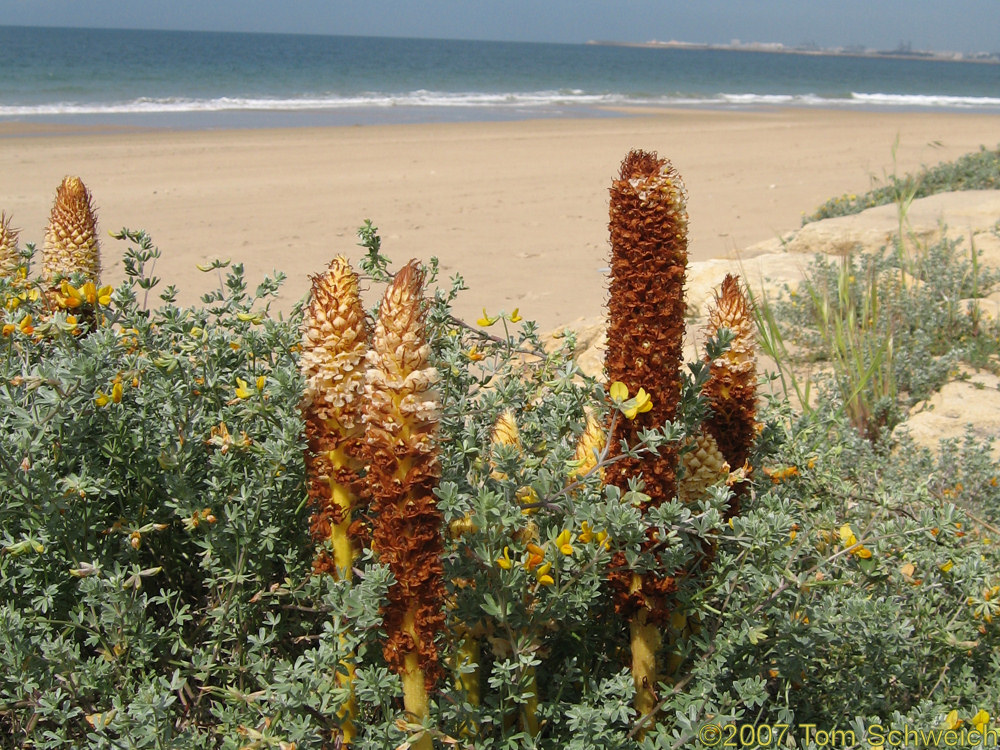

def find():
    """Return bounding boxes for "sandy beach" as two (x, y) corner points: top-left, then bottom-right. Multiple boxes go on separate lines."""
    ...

(2, 108), (999, 330)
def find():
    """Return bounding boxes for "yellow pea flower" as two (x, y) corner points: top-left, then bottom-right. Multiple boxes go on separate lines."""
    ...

(609, 381), (628, 402)
(111, 381), (123, 404)
(940, 560), (954, 573)
(509, 308), (522, 323)
(555, 529), (574, 556)
(57, 281), (84, 309)
(255, 375), (266, 391)
(537, 573), (555, 586)
(95, 391), (110, 407)
(476, 308), (498, 327)
(839, 524), (858, 547)
(579, 521), (595, 543)
(595, 530), (609, 550)
(235, 378), (252, 399)
(622, 387), (653, 420)
(943, 709), (961, 730)
(465, 344), (485, 361)
(97, 285), (113, 306)
(496, 546), (513, 570)
(972, 710), (989, 734)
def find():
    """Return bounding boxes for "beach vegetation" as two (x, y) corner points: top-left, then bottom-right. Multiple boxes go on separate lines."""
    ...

(804, 142), (1000, 223)
(2, 169), (999, 749)
(756, 192), (1000, 442)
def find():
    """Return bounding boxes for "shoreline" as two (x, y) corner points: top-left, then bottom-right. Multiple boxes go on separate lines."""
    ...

(4, 98), (1000, 134)
(2, 107), (999, 331)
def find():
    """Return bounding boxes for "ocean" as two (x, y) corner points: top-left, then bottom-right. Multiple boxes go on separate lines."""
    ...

(2, 26), (999, 129)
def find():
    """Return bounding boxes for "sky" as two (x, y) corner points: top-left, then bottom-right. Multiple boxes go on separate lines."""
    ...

(1, 0), (998, 54)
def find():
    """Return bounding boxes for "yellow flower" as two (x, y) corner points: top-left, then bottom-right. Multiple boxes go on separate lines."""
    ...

(497, 546), (513, 570)
(537, 573), (555, 586)
(943, 709), (961, 730)
(622, 387), (653, 420)
(476, 308), (498, 327)
(97, 285), (113, 306)
(255, 375), (266, 391)
(57, 280), (84, 309)
(940, 560), (954, 573)
(95, 391), (110, 407)
(972, 710), (990, 734)
(465, 344), (485, 361)
(111, 381), (123, 404)
(839, 524), (857, 547)
(555, 529), (574, 556)
(609, 381), (628, 402)
(579, 521), (596, 543)
(509, 308), (522, 323)
(235, 378), (252, 399)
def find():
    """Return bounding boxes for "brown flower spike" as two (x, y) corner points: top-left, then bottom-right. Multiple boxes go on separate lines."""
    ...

(604, 149), (688, 512)
(43, 176), (100, 285)
(364, 260), (443, 742)
(603, 150), (689, 726)
(0, 212), (21, 277)
(702, 274), (757, 518)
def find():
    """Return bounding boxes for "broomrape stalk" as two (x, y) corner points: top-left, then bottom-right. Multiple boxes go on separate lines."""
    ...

(0, 212), (21, 278)
(300, 256), (370, 745)
(603, 150), (688, 727)
(702, 274), (758, 517)
(301, 256), (370, 577)
(43, 176), (101, 286)
(569, 413), (606, 482)
(364, 260), (444, 749)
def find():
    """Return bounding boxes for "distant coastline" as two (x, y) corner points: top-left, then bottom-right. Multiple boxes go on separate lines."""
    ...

(586, 39), (1000, 65)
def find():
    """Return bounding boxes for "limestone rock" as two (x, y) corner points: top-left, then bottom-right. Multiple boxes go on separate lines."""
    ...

(897, 370), (1000, 461)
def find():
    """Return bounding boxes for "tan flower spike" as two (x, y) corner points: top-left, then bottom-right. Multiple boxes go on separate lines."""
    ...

(570, 413), (606, 481)
(301, 255), (370, 577)
(0, 212), (21, 278)
(43, 176), (100, 285)
(300, 256), (370, 746)
(678, 432), (730, 506)
(703, 273), (757, 518)
(364, 260), (443, 747)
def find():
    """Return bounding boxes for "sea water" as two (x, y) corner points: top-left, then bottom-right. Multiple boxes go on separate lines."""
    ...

(2, 26), (999, 128)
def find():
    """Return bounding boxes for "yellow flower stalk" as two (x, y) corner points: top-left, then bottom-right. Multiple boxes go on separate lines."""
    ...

(0, 212), (21, 278)
(603, 150), (689, 728)
(43, 176), (101, 286)
(363, 260), (443, 749)
(300, 256), (370, 745)
(702, 273), (757, 518)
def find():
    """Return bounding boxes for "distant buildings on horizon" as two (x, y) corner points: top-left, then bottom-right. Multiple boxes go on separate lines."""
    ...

(588, 38), (1000, 64)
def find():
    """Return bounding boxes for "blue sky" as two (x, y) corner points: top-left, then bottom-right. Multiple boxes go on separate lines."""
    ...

(1, 0), (997, 53)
